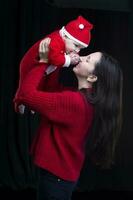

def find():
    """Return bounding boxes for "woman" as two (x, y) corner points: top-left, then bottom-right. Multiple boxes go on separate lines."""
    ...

(16, 51), (123, 200)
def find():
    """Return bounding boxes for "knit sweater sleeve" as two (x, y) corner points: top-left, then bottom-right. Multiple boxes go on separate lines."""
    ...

(19, 40), (42, 82)
(18, 66), (83, 124)
(14, 40), (47, 102)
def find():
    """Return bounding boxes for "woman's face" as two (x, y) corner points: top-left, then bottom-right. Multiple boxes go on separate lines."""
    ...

(73, 52), (102, 78)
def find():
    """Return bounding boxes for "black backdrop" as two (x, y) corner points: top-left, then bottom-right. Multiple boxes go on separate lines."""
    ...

(0, 0), (133, 191)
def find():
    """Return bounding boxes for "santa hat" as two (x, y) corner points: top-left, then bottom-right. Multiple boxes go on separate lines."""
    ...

(60, 15), (93, 48)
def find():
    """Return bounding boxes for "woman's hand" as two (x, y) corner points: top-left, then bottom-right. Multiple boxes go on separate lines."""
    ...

(39, 37), (51, 63)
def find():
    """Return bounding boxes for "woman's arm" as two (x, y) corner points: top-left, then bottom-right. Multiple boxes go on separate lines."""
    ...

(18, 66), (82, 124)
(14, 38), (51, 113)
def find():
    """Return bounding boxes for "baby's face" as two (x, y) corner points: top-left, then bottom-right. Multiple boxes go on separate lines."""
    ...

(64, 37), (84, 53)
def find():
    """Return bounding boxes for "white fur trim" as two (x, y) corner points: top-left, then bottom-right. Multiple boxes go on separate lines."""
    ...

(60, 26), (88, 48)
(59, 28), (65, 38)
(63, 54), (71, 67)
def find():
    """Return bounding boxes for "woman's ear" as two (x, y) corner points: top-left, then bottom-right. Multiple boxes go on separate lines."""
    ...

(87, 74), (97, 83)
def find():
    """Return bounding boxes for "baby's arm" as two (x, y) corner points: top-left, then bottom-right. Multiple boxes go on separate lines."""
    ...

(48, 34), (80, 67)
(39, 37), (80, 76)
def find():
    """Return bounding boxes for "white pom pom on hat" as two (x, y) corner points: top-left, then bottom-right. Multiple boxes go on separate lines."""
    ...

(79, 24), (84, 29)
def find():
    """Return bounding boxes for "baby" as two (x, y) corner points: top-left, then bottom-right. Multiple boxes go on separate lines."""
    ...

(14, 15), (93, 114)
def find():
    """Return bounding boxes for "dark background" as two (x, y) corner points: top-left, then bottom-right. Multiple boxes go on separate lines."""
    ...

(0, 0), (133, 196)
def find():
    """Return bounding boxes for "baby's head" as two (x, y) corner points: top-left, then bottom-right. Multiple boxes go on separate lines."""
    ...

(60, 15), (93, 54)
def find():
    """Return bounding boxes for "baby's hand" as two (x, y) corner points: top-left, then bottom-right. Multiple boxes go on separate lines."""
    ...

(69, 53), (80, 65)
(39, 38), (51, 63)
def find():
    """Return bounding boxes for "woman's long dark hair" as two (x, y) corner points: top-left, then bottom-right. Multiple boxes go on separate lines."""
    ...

(85, 52), (123, 169)
(59, 53), (123, 169)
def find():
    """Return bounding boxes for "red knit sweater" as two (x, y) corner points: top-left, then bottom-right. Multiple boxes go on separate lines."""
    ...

(18, 65), (94, 181)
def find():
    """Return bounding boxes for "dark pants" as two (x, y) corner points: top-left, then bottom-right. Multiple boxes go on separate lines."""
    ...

(37, 168), (77, 200)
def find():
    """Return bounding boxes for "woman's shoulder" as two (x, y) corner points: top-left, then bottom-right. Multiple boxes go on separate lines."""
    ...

(60, 90), (88, 107)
